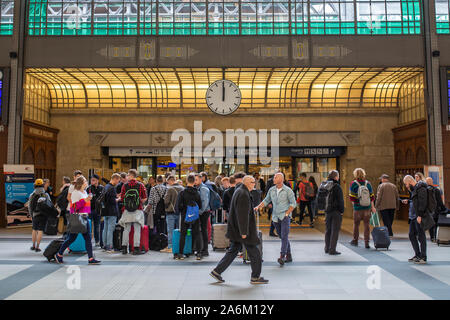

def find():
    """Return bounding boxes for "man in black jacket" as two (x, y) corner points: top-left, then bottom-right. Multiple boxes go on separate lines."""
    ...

(87, 174), (104, 247)
(403, 175), (429, 264)
(323, 170), (345, 255)
(176, 174), (203, 260)
(210, 175), (268, 285)
(102, 173), (120, 253)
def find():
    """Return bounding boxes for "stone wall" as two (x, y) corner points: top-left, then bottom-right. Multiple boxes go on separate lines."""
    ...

(50, 109), (398, 218)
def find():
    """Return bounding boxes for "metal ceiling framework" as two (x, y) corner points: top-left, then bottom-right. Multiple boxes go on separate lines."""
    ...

(24, 67), (423, 110)
(26, 0), (421, 36)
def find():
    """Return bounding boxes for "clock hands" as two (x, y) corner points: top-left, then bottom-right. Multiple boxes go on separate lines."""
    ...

(222, 81), (225, 102)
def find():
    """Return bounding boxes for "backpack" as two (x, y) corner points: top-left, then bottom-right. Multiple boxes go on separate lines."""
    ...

(30, 192), (48, 216)
(303, 182), (315, 201)
(123, 184), (140, 212)
(317, 181), (335, 211)
(37, 195), (58, 218)
(355, 180), (371, 207)
(56, 187), (69, 210)
(154, 188), (167, 220)
(95, 188), (107, 216)
(185, 202), (200, 223)
(426, 185), (438, 214)
(206, 184), (221, 211)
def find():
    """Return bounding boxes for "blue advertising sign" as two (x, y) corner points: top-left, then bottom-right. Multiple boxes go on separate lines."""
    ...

(3, 165), (35, 227)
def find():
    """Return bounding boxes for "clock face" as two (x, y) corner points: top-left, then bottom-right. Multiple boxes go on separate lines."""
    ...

(205, 80), (241, 115)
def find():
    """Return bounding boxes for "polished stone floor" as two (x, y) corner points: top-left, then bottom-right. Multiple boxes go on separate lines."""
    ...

(0, 216), (449, 300)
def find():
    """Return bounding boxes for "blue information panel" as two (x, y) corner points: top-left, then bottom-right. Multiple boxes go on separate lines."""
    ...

(4, 165), (35, 227)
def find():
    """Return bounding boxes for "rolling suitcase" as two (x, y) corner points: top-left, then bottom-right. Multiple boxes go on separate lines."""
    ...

(437, 213), (450, 246)
(371, 212), (390, 250)
(113, 224), (124, 250)
(43, 238), (65, 262)
(128, 225), (150, 252)
(69, 219), (91, 253)
(243, 210), (263, 264)
(172, 229), (193, 255)
(212, 211), (229, 251)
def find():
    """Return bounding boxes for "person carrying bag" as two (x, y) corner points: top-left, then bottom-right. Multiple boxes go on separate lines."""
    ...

(54, 176), (101, 265)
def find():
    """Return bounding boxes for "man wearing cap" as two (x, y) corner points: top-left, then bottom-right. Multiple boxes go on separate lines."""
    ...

(87, 174), (104, 247)
(375, 174), (399, 237)
(28, 179), (52, 252)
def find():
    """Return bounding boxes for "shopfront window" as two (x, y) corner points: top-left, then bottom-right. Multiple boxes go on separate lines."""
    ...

(295, 158), (314, 178)
(156, 156), (179, 177)
(137, 158), (153, 180)
(316, 158), (337, 181)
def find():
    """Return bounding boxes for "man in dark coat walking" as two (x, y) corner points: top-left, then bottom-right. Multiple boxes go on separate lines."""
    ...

(210, 175), (268, 285)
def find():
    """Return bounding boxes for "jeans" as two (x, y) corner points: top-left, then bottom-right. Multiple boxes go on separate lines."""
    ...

(166, 214), (180, 249)
(299, 201), (314, 224)
(59, 222), (93, 259)
(179, 219), (202, 255)
(102, 216), (117, 250)
(90, 211), (101, 244)
(353, 209), (371, 243)
(325, 212), (343, 253)
(274, 216), (291, 256)
(214, 241), (262, 279)
(122, 222), (141, 248)
(409, 218), (427, 260)
(199, 211), (211, 254)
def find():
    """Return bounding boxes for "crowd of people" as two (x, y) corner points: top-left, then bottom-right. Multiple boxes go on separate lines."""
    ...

(27, 165), (448, 283)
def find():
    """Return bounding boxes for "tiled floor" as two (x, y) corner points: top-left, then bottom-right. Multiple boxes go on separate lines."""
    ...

(0, 217), (449, 300)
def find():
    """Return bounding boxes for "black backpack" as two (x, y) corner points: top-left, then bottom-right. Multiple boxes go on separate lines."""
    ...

(123, 184), (140, 212)
(149, 232), (168, 251)
(317, 181), (335, 211)
(56, 187), (69, 210)
(154, 188), (167, 220)
(426, 185), (438, 214)
(95, 189), (108, 215)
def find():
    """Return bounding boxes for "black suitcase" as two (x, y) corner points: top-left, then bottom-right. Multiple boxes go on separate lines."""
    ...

(113, 225), (124, 250)
(43, 238), (65, 262)
(372, 226), (391, 250)
(44, 217), (58, 236)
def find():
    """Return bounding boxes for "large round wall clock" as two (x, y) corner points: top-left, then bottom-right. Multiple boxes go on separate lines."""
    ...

(205, 80), (241, 115)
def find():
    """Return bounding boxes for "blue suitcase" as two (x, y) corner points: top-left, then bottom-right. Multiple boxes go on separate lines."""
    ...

(172, 229), (192, 255)
(371, 226), (391, 250)
(69, 219), (92, 253)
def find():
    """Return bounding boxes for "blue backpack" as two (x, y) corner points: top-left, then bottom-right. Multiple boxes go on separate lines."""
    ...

(185, 203), (200, 223)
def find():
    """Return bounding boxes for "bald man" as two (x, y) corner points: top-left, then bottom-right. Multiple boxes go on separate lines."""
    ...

(210, 175), (268, 284)
(256, 172), (296, 266)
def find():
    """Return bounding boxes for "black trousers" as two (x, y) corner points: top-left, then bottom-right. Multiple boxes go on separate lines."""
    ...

(178, 219), (202, 256)
(268, 207), (276, 235)
(199, 211), (211, 254)
(428, 214), (440, 240)
(299, 201), (313, 224)
(380, 208), (395, 236)
(324, 212), (343, 253)
(214, 241), (262, 279)
(409, 218), (427, 260)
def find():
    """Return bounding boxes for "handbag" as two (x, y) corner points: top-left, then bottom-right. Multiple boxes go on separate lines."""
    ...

(67, 212), (88, 234)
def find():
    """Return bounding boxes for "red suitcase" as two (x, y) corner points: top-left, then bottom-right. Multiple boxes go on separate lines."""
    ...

(129, 225), (150, 252)
(207, 216), (212, 242)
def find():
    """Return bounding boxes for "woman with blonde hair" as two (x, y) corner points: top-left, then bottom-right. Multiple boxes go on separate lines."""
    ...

(414, 172), (426, 182)
(349, 168), (376, 249)
(55, 176), (101, 265)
